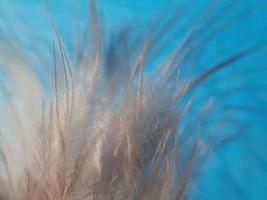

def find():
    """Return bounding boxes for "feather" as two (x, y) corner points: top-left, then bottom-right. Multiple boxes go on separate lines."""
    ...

(0, 0), (266, 199)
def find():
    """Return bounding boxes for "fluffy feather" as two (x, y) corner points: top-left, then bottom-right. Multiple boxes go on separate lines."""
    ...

(0, 0), (266, 199)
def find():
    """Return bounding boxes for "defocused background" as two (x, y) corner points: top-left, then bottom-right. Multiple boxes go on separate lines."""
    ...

(0, 0), (266, 199)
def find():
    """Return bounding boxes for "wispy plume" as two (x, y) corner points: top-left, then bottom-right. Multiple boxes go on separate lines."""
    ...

(0, 0), (266, 199)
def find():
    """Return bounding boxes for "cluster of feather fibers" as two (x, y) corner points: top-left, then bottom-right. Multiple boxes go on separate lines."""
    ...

(0, 1), (263, 200)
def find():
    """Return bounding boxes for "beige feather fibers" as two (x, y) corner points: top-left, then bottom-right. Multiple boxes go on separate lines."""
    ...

(0, 0), (264, 199)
